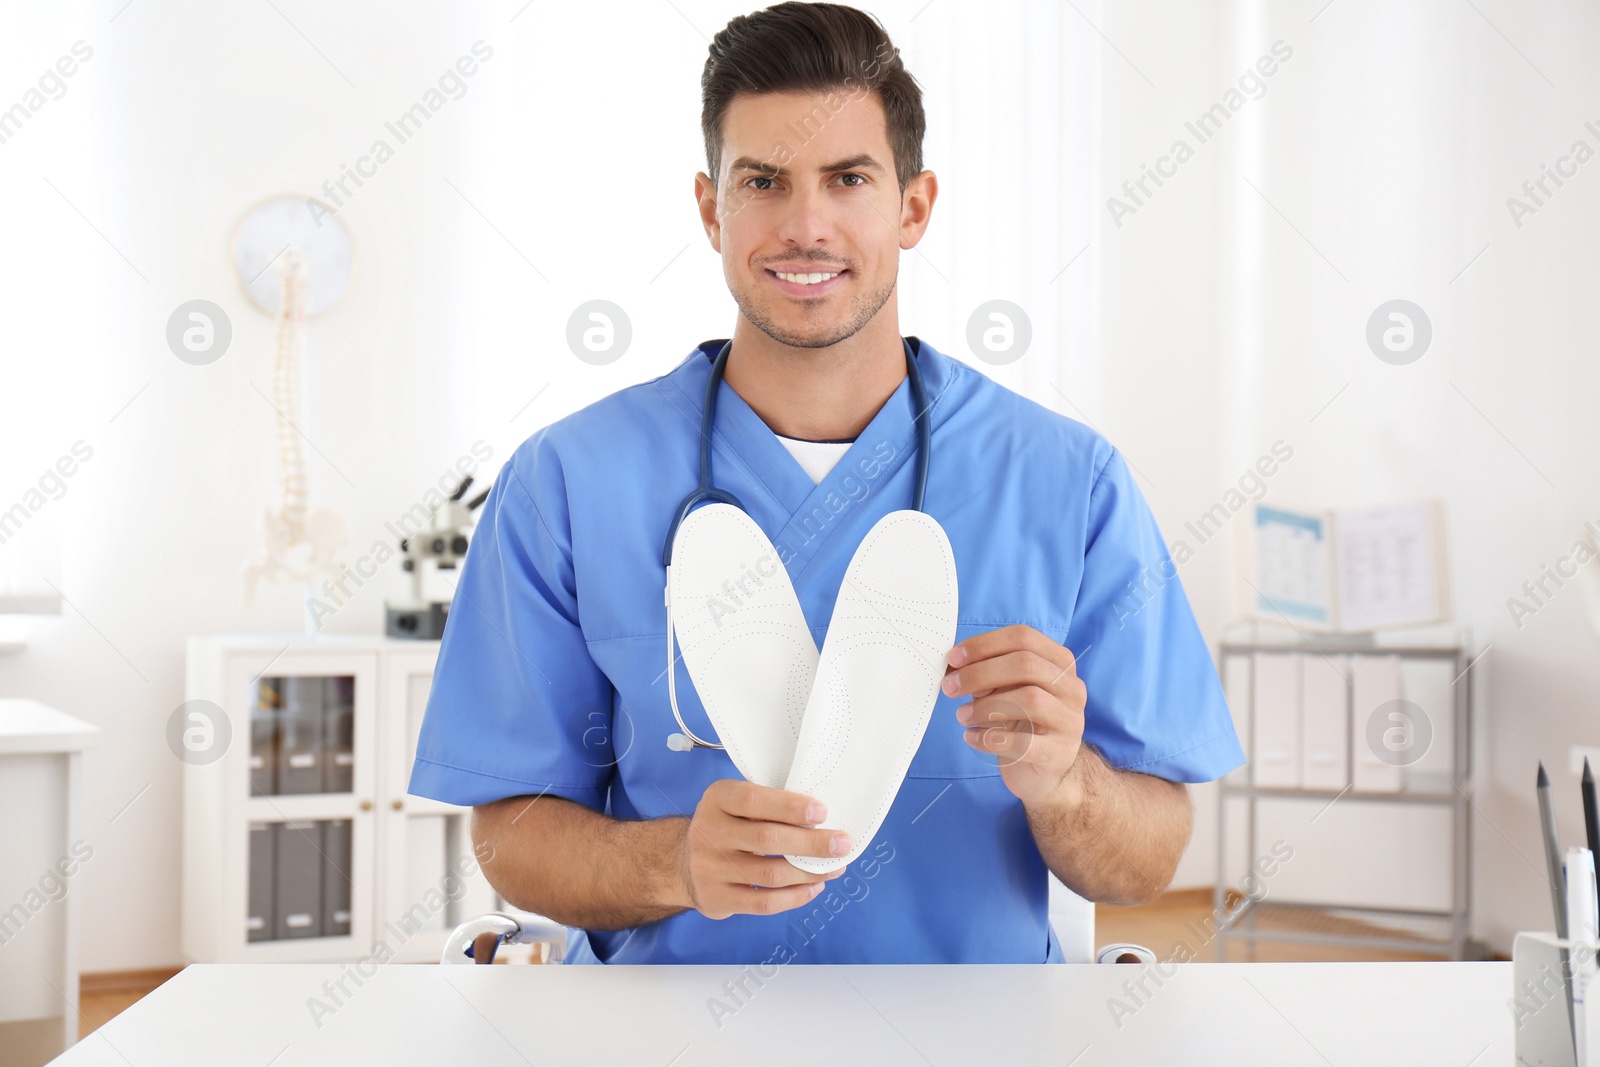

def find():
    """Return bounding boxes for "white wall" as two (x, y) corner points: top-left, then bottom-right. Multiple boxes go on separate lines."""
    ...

(1093, 0), (1600, 956)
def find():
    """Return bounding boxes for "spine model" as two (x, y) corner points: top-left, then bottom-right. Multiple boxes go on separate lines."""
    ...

(242, 250), (349, 611)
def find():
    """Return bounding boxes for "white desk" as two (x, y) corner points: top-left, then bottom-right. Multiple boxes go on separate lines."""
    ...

(49, 960), (1510, 1065)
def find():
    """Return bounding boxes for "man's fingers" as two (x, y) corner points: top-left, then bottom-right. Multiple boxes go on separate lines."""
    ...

(710, 882), (829, 919)
(713, 853), (844, 890)
(723, 816), (852, 864)
(959, 687), (1075, 733)
(943, 648), (1077, 700)
(947, 625), (1075, 674)
(963, 722), (1063, 763)
(967, 694), (1045, 728)
(711, 779), (827, 827)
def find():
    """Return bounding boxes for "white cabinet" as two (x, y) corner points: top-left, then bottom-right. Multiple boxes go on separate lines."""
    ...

(182, 636), (497, 964)
(0, 701), (98, 1066)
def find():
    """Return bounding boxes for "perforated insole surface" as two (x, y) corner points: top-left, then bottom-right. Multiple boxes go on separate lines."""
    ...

(666, 503), (817, 789)
(783, 510), (959, 873)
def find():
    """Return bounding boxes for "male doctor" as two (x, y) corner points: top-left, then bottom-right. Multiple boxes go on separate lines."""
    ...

(408, 1), (1245, 964)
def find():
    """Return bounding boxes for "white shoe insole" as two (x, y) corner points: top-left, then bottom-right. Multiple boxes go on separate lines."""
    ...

(783, 510), (959, 873)
(666, 503), (817, 789)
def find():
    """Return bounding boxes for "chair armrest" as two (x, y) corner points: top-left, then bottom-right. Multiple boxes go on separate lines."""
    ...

(1096, 942), (1158, 964)
(440, 912), (568, 965)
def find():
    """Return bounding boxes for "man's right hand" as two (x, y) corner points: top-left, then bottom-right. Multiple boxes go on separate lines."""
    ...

(675, 779), (851, 920)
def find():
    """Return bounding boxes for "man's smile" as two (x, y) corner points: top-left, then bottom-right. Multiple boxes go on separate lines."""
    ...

(764, 266), (850, 297)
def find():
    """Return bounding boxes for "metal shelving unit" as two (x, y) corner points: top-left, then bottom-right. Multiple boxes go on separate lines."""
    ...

(1212, 623), (1476, 961)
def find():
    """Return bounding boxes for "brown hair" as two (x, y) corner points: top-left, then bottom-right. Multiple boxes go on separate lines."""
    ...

(701, 2), (926, 196)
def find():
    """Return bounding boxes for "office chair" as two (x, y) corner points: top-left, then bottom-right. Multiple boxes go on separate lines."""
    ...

(441, 873), (1155, 965)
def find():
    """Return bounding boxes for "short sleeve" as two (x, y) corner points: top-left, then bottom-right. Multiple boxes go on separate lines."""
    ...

(407, 442), (616, 808)
(1063, 446), (1245, 782)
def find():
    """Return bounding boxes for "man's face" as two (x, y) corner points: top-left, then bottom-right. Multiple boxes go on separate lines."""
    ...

(697, 90), (931, 349)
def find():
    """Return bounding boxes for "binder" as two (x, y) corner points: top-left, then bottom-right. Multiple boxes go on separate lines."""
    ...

(274, 819), (324, 938)
(250, 678), (280, 796)
(1251, 652), (1301, 788)
(1300, 653), (1350, 790)
(1350, 654), (1404, 792)
(322, 676), (354, 794)
(321, 819), (352, 937)
(276, 677), (324, 794)
(247, 821), (274, 942)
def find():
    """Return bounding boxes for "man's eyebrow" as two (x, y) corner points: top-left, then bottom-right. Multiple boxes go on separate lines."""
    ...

(727, 153), (887, 177)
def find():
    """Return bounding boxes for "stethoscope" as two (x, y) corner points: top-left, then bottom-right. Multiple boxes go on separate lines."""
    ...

(660, 335), (933, 753)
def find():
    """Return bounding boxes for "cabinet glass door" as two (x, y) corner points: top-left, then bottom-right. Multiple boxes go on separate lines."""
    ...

(250, 675), (355, 797)
(226, 648), (376, 959)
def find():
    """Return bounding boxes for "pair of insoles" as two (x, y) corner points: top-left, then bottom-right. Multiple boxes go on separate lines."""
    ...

(666, 504), (958, 873)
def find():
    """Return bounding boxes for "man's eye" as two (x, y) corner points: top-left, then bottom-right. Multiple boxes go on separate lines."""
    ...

(838, 173), (865, 187)
(746, 176), (776, 191)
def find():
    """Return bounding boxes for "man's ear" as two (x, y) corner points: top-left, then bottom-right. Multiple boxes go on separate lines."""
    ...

(695, 171), (721, 252)
(899, 169), (938, 250)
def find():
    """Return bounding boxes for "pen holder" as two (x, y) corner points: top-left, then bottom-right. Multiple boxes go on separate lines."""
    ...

(1514, 932), (1600, 1067)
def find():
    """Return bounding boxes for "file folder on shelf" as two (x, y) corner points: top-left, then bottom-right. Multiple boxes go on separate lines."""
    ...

(274, 819), (324, 939)
(276, 678), (324, 795)
(323, 676), (354, 794)
(1301, 653), (1350, 790)
(250, 681), (279, 797)
(1350, 653), (1404, 792)
(321, 819), (352, 937)
(246, 821), (274, 943)
(1251, 652), (1301, 788)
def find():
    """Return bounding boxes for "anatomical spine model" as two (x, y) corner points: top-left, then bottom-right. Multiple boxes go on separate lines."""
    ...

(242, 250), (349, 610)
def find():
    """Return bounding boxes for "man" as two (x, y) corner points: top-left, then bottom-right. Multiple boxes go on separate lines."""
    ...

(408, 1), (1244, 964)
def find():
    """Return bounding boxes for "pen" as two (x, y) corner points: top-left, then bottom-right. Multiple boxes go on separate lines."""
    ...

(1541, 763), (1570, 937)
(1584, 758), (1599, 926)
(1538, 762), (1576, 1044)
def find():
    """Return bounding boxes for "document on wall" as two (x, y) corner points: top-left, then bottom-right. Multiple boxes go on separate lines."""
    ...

(1334, 501), (1452, 631)
(1245, 507), (1334, 627)
(1239, 499), (1451, 632)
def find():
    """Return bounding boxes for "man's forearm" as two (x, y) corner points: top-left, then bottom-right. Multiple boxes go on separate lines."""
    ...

(1023, 745), (1193, 906)
(471, 794), (691, 930)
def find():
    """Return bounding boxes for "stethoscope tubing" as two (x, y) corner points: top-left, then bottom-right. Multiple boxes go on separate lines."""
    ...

(661, 336), (933, 752)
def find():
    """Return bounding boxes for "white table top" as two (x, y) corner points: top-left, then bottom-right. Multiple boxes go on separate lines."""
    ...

(50, 960), (1512, 1066)
(0, 698), (98, 754)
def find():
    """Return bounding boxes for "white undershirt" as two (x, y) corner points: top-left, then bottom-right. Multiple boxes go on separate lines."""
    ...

(774, 432), (853, 485)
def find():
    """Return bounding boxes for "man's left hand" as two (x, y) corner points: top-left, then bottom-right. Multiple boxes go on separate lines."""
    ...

(941, 624), (1088, 808)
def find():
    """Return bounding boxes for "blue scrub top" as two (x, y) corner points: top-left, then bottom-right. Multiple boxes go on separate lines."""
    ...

(408, 336), (1245, 965)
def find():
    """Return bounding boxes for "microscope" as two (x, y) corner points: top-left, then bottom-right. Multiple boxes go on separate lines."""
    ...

(383, 474), (489, 640)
